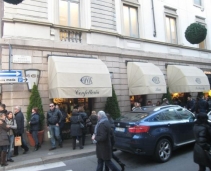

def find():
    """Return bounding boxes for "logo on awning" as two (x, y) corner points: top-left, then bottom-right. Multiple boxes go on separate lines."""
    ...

(80, 76), (92, 85)
(152, 77), (160, 84)
(195, 78), (201, 84)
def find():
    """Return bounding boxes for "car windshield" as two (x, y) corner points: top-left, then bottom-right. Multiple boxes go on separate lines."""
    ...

(118, 112), (150, 122)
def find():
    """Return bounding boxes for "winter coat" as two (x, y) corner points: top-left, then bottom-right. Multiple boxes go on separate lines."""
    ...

(0, 119), (10, 146)
(14, 111), (25, 134)
(198, 99), (208, 113)
(186, 99), (195, 112)
(193, 123), (211, 167)
(30, 113), (40, 131)
(5, 118), (17, 136)
(70, 112), (83, 137)
(47, 108), (62, 126)
(95, 120), (112, 160)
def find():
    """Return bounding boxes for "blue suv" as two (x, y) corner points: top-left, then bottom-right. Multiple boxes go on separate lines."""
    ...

(114, 105), (195, 162)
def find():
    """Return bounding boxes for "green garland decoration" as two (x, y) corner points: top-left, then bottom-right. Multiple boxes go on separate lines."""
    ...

(185, 23), (207, 44)
(3, 0), (23, 5)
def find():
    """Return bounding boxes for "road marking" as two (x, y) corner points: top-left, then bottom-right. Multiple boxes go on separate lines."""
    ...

(7, 161), (66, 171)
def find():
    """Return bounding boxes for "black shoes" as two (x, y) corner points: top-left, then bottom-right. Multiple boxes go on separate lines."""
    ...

(23, 148), (29, 154)
(7, 159), (14, 162)
(1, 163), (8, 167)
(59, 143), (63, 148)
(49, 147), (56, 151)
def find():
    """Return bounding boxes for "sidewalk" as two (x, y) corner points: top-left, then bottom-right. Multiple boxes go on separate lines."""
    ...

(0, 135), (96, 171)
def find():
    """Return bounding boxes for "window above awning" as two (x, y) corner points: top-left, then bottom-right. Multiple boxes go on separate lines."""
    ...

(127, 62), (167, 95)
(48, 56), (112, 98)
(167, 65), (210, 93)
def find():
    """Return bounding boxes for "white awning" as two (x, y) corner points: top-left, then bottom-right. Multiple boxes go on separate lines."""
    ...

(48, 56), (112, 98)
(127, 62), (167, 95)
(167, 65), (210, 93)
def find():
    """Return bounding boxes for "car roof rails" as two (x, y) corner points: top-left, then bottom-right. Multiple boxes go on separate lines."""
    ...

(153, 105), (180, 111)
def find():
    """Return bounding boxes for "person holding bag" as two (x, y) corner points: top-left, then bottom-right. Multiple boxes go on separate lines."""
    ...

(70, 109), (83, 150)
(193, 113), (211, 171)
(29, 107), (40, 151)
(0, 112), (10, 167)
(5, 111), (17, 162)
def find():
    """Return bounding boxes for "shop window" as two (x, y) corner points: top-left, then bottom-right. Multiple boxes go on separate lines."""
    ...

(123, 5), (139, 37)
(165, 16), (177, 44)
(130, 95), (146, 110)
(59, 0), (80, 27)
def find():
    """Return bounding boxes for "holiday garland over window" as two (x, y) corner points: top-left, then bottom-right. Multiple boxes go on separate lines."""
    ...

(3, 0), (23, 5)
(185, 23), (207, 44)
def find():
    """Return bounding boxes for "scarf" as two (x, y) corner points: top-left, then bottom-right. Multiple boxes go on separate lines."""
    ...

(94, 116), (108, 135)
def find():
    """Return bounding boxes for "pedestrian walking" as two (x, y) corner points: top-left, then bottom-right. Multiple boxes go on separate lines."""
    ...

(186, 95), (195, 112)
(29, 107), (40, 151)
(193, 113), (211, 171)
(0, 112), (10, 167)
(92, 111), (120, 171)
(13, 106), (29, 156)
(198, 95), (208, 113)
(55, 104), (67, 141)
(47, 103), (63, 151)
(78, 106), (88, 146)
(70, 109), (83, 150)
(105, 113), (125, 171)
(5, 111), (17, 162)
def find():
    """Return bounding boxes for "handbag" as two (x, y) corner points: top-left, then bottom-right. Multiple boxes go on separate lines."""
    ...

(14, 136), (22, 146)
(78, 116), (84, 128)
(86, 118), (92, 127)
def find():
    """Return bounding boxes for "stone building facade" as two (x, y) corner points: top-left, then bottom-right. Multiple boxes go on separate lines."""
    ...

(0, 0), (211, 115)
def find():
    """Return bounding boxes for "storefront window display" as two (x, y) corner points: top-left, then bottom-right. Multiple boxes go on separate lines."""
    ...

(171, 93), (190, 107)
(130, 95), (146, 110)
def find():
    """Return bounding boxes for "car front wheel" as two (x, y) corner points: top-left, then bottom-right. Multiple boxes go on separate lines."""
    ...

(154, 139), (172, 163)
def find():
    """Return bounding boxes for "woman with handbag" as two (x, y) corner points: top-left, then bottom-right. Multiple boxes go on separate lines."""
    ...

(29, 107), (40, 151)
(193, 113), (211, 171)
(70, 109), (83, 150)
(5, 111), (17, 162)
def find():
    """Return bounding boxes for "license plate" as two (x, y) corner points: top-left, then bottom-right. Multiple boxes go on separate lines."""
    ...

(115, 127), (125, 132)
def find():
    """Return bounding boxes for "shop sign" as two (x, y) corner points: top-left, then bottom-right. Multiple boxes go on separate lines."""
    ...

(13, 55), (32, 63)
(24, 69), (40, 91)
(75, 90), (99, 97)
(80, 76), (92, 85)
(195, 78), (201, 84)
(152, 77), (160, 84)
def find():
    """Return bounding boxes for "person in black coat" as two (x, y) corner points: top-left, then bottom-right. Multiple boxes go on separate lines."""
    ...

(104, 114), (125, 171)
(92, 111), (120, 171)
(78, 106), (88, 146)
(14, 106), (29, 156)
(29, 107), (40, 151)
(193, 113), (211, 171)
(89, 111), (98, 135)
(70, 109), (83, 150)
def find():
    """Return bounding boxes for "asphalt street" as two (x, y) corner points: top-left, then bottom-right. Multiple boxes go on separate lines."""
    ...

(9, 143), (200, 171)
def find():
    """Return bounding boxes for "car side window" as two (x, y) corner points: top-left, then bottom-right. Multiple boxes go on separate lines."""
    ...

(176, 108), (194, 120)
(149, 113), (165, 122)
(162, 109), (180, 120)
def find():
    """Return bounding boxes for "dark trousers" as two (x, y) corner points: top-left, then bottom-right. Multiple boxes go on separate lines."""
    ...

(199, 164), (211, 171)
(14, 133), (29, 155)
(96, 158), (120, 171)
(105, 152), (121, 171)
(72, 136), (82, 149)
(31, 131), (39, 146)
(81, 129), (86, 146)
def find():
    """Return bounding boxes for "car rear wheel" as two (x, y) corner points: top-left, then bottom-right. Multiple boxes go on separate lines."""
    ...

(154, 139), (172, 163)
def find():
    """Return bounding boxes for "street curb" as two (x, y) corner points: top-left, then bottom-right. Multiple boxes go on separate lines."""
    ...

(0, 150), (96, 171)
